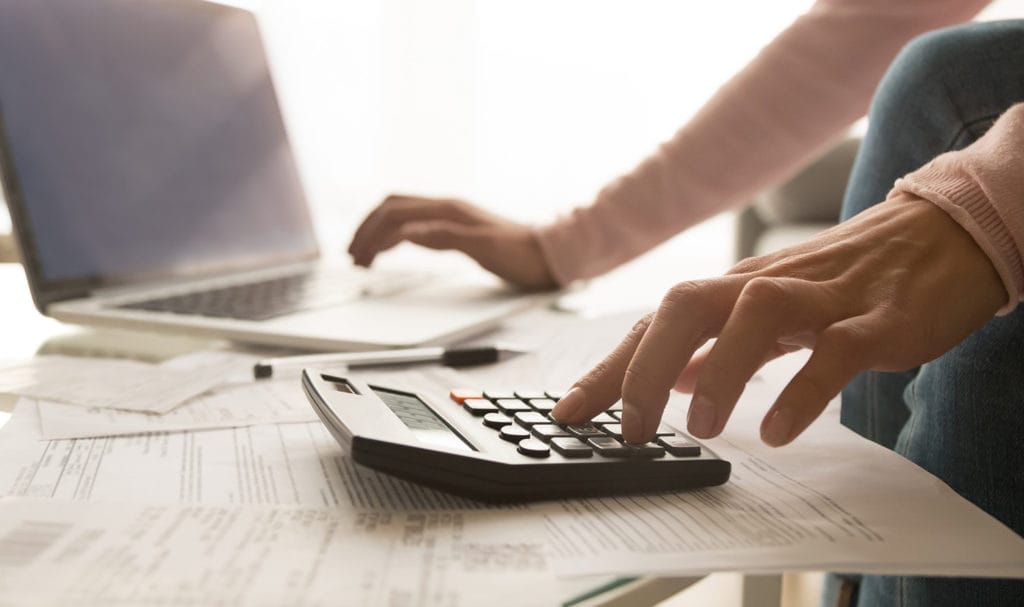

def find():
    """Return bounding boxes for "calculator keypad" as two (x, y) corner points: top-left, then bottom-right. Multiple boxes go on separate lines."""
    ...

(451, 389), (702, 461)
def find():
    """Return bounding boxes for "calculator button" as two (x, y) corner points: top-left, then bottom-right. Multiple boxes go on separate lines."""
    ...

(513, 411), (549, 428)
(449, 388), (482, 404)
(516, 439), (551, 458)
(627, 443), (666, 458)
(499, 425), (531, 443)
(590, 412), (617, 425)
(462, 399), (498, 416)
(587, 436), (631, 457)
(496, 399), (532, 414)
(531, 424), (571, 442)
(607, 411), (622, 421)
(528, 398), (557, 412)
(654, 424), (676, 437)
(658, 436), (701, 457)
(567, 423), (605, 439)
(601, 424), (623, 438)
(607, 402), (623, 412)
(550, 437), (593, 458)
(483, 389), (516, 400)
(514, 390), (548, 401)
(483, 412), (514, 430)
(544, 390), (565, 401)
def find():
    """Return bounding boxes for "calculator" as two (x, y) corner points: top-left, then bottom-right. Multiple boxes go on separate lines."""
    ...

(301, 370), (731, 502)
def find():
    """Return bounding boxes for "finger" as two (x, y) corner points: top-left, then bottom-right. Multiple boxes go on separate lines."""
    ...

(620, 278), (745, 444)
(549, 314), (653, 426)
(760, 315), (875, 446)
(348, 197), (478, 265)
(674, 341), (799, 393)
(688, 277), (839, 439)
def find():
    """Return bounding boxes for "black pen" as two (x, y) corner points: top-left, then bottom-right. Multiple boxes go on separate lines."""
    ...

(253, 343), (529, 379)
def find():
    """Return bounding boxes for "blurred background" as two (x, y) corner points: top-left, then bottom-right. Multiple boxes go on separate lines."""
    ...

(2, 0), (1020, 312)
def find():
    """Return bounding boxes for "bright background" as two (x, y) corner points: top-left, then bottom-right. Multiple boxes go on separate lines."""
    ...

(1, 0), (1021, 312)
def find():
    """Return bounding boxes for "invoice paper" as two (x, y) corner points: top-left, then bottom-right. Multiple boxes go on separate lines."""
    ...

(0, 498), (557, 607)
(538, 354), (1024, 580)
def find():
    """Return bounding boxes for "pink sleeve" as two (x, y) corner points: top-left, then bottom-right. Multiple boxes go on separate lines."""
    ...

(535, 0), (990, 285)
(891, 103), (1024, 315)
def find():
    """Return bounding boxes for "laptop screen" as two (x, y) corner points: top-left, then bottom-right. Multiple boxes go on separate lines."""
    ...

(0, 0), (318, 306)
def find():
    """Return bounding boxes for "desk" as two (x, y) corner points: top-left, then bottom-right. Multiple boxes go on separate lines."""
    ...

(0, 261), (788, 607)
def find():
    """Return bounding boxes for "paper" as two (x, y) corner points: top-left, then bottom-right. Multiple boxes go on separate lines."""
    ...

(539, 354), (1024, 580)
(0, 498), (558, 607)
(0, 352), (249, 414)
(36, 379), (317, 440)
(1, 408), (492, 511)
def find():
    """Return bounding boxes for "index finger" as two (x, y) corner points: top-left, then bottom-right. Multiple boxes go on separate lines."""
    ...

(550, 313), (653, 425)
(620, 277), (744, 444)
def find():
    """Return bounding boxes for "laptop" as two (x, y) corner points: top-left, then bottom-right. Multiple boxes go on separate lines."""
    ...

(0, 0), (546, 351)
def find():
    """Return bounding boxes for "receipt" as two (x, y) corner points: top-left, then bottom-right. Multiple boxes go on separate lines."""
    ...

(0, 353), (247, 414)
(36, 379), (317, 440)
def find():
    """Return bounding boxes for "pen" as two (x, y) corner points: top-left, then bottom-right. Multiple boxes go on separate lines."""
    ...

(253, 343), (529, 379)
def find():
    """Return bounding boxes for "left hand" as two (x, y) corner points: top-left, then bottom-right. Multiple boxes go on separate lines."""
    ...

(551, 194), (1007, 446)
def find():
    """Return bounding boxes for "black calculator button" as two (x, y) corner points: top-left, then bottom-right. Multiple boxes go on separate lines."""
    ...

(550, 437), (593, 458)
(590, 412), (617, 425)
(568, 423), (605, 439)
(514, 390), (548, 400)
(654, 424), (676, 437)
(496, 399), (532, 414)
(528, 398), (557, 412)
(587, 436), (631, 457)
(628, 443), (666, 458)
(516, 438), (551, 458)
(463, 399), (498, 416)
(513, 411), (549, 428)
(531, 424), (571, 442)
(483, 412), (513, 430)
(483, 390), (516, 400)
(499, 425), (531, 443)
(658, 436), (701, 457)
(601, 423), (623, 438)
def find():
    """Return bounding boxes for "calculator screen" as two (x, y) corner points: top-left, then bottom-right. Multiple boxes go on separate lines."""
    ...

(369, 386), (475, 453)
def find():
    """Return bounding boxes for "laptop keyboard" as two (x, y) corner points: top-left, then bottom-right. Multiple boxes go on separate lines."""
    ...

(116, 269), (424, 321)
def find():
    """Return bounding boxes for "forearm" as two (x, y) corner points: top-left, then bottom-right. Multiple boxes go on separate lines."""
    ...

(536, 0), (989, 285)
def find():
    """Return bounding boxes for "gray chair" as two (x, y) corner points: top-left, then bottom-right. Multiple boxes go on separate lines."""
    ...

(736, 136), (860, 261)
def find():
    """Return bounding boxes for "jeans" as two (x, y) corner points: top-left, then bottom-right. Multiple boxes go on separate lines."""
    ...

(820, 20), (1024, 607)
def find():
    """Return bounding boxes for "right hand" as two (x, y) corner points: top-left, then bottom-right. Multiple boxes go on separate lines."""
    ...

(347, 195), (558, 290)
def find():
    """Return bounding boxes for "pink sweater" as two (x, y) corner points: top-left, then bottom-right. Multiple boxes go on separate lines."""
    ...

(535, 0), (1024, 313)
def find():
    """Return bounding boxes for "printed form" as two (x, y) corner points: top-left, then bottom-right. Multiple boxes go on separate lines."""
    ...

(0, 498), (557, 607)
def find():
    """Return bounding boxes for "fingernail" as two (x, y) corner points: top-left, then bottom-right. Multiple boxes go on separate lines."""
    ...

(762, 407), (794, 447)
(551, 387), (584, 422)
(687, 395), (717, 438)
(620, 406), (648, 444)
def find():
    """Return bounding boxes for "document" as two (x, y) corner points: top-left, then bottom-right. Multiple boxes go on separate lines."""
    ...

(0, 498), (558, 607)
(539, 355), (1024, 580)
(0, 352), (249, 414)
(1, 405), (488, 511)
(35, 379), (317, 440)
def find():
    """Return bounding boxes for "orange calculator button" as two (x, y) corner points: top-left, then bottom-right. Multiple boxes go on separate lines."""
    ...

(449, 388), (483, 404)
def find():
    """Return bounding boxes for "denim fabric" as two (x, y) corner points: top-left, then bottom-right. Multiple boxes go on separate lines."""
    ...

(822, 20), (1024, 607)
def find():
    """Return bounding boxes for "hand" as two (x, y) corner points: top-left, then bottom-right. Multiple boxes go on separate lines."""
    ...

(551, 194), (1006, 446)
(348, 195), (557, 290)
